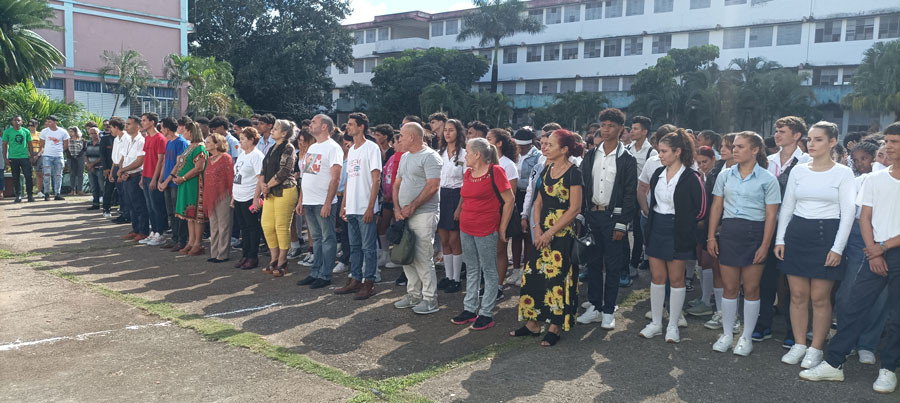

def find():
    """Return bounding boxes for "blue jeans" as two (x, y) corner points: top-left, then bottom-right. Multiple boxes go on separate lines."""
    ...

(141, 176), (168, 234)
(347, 214), (378, 282)
(42, 156), (64, 195)
(461, 231), (499, 317)
(585, 211), (628, 314)
(124, 175), (149, 235)
(304, 203), (337, 281)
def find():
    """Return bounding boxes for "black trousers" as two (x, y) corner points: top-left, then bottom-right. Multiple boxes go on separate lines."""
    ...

(757, 245), (792, 335)
(9, 158), (33, 197)
(586, 210), (628, 314)
(234, 199), (261, 259)
(629, 202), (645, 266)
(102, 172), (116, 212)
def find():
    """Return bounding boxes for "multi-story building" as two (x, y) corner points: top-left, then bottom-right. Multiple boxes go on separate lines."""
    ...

(33, 0), (190, 118)
(336, 0), (900, 133)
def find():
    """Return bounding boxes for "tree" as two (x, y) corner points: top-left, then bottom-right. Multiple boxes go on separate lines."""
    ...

(0, 80), (82, 129)
(457, 0), (544, 93)
(843, 39), (900, 120)
(97, 49), (153, 116)
(532, 92), (609, 131)
(730, 57), (816, 135)
(189, 0), (353, 118)
(164, 54), (252, 118)
(0, 0), (64, 86)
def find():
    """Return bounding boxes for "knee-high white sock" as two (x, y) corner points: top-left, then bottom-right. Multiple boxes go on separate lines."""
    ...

(714, 288), (724, 312)
(379, 234), (389, 250)
(701, 269), (713, 305)
(742, 299), (760, 341)
(650, 283), (666, 326)
(722, 298), (738, 337)
(451, 254), (463, 282)
(668, 287), (686, 330)
(443, 254), (454, 280)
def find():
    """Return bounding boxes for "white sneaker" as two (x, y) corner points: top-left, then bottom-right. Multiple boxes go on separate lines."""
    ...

(665, 326), (680, 343)
(678, 313), (687, 328)
(873, 369), (897, 393)
(301, 253), (315, 265)
(733, 336), (753, 356)
(139, 233), (157, 244)
(576, 306), (602, 324)
(36, 191), (44, 198)
(332, 262), (347, 274)
(231, 237), (242, 248)
(377, 250), (389, 267)
(801, 347), (824, 369)
(504, 268), (523, 286)
(687, 296), (704, 307)
(581, 301), (593, 309)
(103, 212), (112, 218)
(640, 322), (663, 339)
(394, 295), (421, 309)
(712, 334), (733, 352)
(859, 350), (877, 365)
(782, 344), (808, 365)
(385, 261), (401, 269)
(374, 269), (381, 282)
(799, 362), (844, 382)
(704, 312), (723, 330)
(147, 234), (166, 246)
(600, 313), (615, 330)
(733, 318), (741, 334)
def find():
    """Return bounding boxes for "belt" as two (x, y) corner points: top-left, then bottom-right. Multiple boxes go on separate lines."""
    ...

(590, 203), (608, 212)
(127, 172), (142, 179)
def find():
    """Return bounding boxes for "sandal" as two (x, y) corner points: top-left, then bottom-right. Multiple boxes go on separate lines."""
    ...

(262, 261), (276, 275)
(541, 331), (560, 347)
(510, 325), (541, 337)
(272, 262), (289, 277)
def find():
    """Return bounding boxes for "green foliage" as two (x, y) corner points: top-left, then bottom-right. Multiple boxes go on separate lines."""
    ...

(532, 92), (610, 131)
(97, 49), (153, 116)
(458, 0), (544, 93)
(417, 84), (513, 127)
(0, 80), (82, 129)
(189, 0), (353, 118)
(0, 0), (64, 86)
(164, 54), (251, 118)
(843, 39), (900, 119)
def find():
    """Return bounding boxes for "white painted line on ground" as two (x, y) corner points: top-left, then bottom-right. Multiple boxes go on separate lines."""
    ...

(0, 322), (172, 352)
(203, 302), (281, 318)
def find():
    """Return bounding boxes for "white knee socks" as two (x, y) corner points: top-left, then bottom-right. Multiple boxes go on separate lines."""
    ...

(668, 287), (686, 330)
(722, 297), (738, 337)
(742, 299), (760, 341)
(650, 283), (666, 326)
(443, 254), (455, 280)
(714, 288), (724, 312)
(451, 254), (463, 281)
(701, 269), (713, 305)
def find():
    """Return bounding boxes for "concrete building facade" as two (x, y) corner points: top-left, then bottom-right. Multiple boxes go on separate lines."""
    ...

(34, 0), (190, 118)
(336, 0), (900, 132)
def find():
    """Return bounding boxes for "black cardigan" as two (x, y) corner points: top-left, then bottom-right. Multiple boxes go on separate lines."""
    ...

(581, 142), (637, 233)
(646, 166), (708, 254)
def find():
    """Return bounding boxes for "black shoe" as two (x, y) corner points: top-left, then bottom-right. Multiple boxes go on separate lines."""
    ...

(471, 315), (495, 331)
(207, 258), (222, 263)
(639, 260), (650, 270)
(44, 195), (50, 201)
(296, 276), (316, 286)
(286, 248), (303, 259)
(437, 277), (451, 290)
(113, 217), (128, 224)
(450, 310), (477, 325)
(496, 288), (505, 302)
(310, 278), (332, 289)
(55, 195), (64, 200)
(87, 205), (100, 210)
(27, 195), (35, 202)
(444, 280), (461, 293)
(14, 197), (22, 203)
(395, 272), (407, 286)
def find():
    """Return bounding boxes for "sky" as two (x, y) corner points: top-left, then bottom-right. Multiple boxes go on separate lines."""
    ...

(343, 0), (475, 24)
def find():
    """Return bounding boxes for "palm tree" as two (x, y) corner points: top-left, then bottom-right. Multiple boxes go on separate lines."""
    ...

(457, 0), (544, 93)
(843, 39), (900, 120)
(164, 53), (243, 116)
(98, 49), (152, 116)
(0, 0), (65, 86)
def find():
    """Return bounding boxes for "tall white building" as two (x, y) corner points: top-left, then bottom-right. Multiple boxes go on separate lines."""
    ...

(335, 0), (900, 132)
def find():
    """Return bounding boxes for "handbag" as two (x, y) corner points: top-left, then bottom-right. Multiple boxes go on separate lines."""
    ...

(489, 164), (522, 238)
(572, 215), (595, 265)
(390, 220), (416, 266)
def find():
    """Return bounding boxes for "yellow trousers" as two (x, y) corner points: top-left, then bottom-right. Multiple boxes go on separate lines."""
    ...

(261, 186), (298, 250)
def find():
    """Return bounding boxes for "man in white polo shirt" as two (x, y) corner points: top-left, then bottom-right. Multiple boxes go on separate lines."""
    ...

(38, 115), (69, 200)
(117, 116), (149, 242)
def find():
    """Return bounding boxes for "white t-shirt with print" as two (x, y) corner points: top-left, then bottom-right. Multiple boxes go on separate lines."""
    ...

(299, 138), (343, 206)
(232, 148), (264, 202)
(345, 140), (382, 215)
(40, 127), (70, 158)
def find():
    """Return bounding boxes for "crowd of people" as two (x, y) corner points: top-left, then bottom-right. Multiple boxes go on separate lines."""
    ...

(2, 108), (898, 394)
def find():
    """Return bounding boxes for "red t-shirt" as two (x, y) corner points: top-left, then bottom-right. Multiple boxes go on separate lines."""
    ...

(382, 151), (403, 202)
(142, 132), (168, 178)
(460, 165), (511, 237)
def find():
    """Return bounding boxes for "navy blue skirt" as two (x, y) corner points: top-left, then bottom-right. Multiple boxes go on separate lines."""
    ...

(647, 213), (697, 261)
(718, 218), (765, 267)
(437, 187), (460, 231)
(778, 216), (845, 281)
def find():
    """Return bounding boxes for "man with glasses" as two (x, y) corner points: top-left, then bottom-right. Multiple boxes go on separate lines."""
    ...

(2, 116), (36, 202)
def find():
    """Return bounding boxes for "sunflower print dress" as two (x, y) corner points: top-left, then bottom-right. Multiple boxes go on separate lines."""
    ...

(518, 163), (583, 331)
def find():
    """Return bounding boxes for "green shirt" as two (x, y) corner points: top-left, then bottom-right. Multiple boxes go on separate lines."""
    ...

(2, 127), (32, 159)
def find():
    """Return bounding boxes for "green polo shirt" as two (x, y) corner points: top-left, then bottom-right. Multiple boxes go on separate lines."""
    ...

(2, 127), (32, 159)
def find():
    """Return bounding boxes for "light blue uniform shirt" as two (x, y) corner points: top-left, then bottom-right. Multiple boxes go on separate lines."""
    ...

(225, 133), (240, 161)
(256, 135), (276, 155)
(712, 163), (781, 221)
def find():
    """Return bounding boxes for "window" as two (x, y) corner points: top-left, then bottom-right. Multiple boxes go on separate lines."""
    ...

(365, 29), (376, 43)
(724, 0), (746, 5)
(605, 38), (622, 57)
(527, 45), (542, 62)
(723, 28), (746, 49)
(354, 31), (364, 45)
(813, 68), (839, 86)
(445, 19), (459, 35)
(842, 67), (855, 85)
(528, 9), (543, 22)
(606, 0), (623, 18)
(602, 77), (620, 92)
(525, 80), (541, 94)
(74, 80), (101, 92)
(777, 23), (802, 45)
(377, 27), (389, 41)
(36, 78), (64, 90)
(846, 18), (874, 41)
(654, 0), (673, 13)
(564, 5), (581, 22)
(353, 59), (364, 73)
(545, 7), (561, 24)
(583, 78), (600, 92)
(622, 76), (635, 91)
(749, 26), (773, 47)
(562, 42), (579, 60)
(815, 21), (841, 43)
(560, 79), (576, 93)
(881, 15), (900, 39)
(542, 80), (558, 94)
(624, 36), (643, 55)
(652, 34), (671, 54)
(586, 2), (603, 20)
(584, 40), (603, 58)
(544, 44), (560, 61)
(626, 0), (644, 16)
(688, 31), (709, 47)
(503, 48), (518, 64)
(364, 58), (375, 73)
(432, 22), (444, 37)
(690, 0), (711, 9)
(502, 82), (517, 95)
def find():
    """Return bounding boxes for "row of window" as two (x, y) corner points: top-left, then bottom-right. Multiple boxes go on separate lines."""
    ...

(480, 77), (637, 96)
(812, 67), (854, 86)
(354, 27), (390, 44)
(36, 79), (176, 98)
(814, 15), (900, 43)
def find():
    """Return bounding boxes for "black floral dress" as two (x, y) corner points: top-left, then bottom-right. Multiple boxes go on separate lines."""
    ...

(518, 163), (583, 331)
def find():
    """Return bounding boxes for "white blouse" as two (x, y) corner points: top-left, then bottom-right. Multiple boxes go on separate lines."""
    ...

(653, 165), (685, 215)
(439, 147), (467, 189)
(775, 163), (856, 254)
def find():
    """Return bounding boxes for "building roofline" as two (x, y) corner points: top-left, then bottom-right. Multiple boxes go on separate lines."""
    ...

(342, 0), (587, 29)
